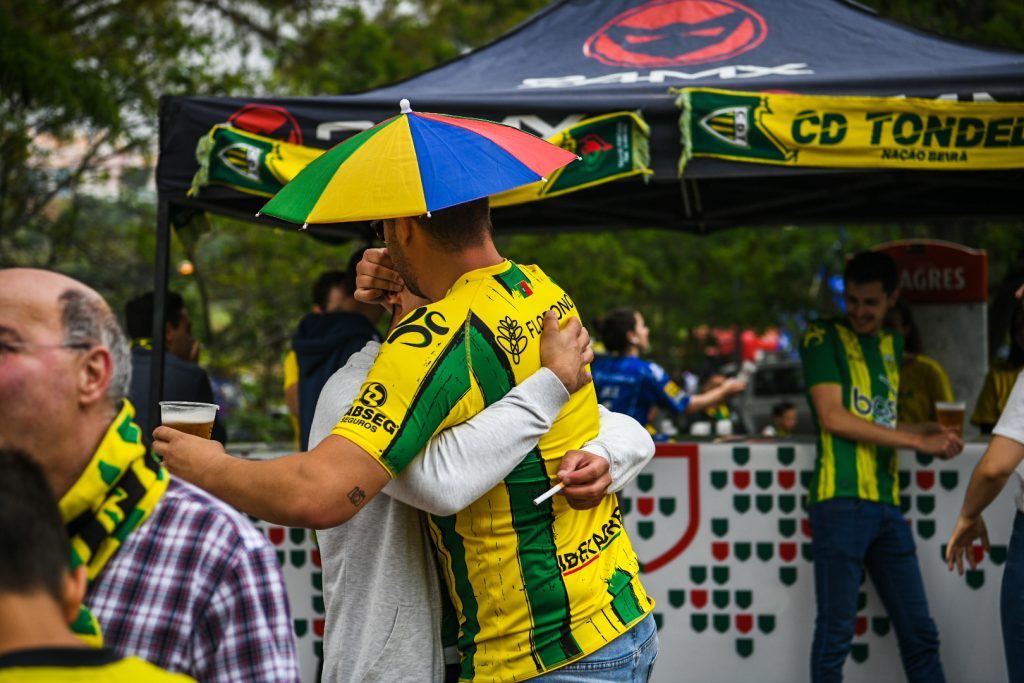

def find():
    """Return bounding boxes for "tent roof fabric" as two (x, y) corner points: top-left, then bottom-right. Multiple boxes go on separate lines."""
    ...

(158, 0), (1024, 235)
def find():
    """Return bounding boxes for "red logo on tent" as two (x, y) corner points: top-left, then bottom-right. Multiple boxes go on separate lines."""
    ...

(228, 104), (303, 145)
(584, 0), (767, 68)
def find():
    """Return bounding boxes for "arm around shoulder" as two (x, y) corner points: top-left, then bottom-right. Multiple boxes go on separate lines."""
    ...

(387, 367), (570, 515)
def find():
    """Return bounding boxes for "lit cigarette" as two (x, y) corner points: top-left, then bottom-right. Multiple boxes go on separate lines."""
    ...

(533, 483), (563, 506)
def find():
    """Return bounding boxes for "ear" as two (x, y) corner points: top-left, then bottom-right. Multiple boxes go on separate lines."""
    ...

(392, 217), (416, 247)
(78, 346), (113, 406)
(887, 288), (900, 308)
(61, 565), (88, 625)
(164, 320), (175, 344)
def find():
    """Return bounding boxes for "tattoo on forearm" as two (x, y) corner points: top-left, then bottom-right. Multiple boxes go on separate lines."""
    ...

(347, 486), (366, 507)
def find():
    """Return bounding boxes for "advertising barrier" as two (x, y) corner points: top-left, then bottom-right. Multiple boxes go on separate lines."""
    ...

(253, 441), (1009, 683)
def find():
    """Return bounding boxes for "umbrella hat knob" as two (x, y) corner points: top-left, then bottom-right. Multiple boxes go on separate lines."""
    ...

(400, 98), (412, 114)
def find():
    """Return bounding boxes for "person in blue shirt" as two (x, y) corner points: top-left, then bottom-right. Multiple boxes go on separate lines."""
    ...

(591, 307), (746, 432)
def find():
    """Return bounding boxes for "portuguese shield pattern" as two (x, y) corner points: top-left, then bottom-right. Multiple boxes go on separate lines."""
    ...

(249, 519), (324, 682)
(241, 441), (1010, 683)
(618, 443), (1011, 680)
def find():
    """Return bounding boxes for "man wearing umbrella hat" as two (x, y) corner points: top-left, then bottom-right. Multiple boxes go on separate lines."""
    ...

(155, 104), (658, 682)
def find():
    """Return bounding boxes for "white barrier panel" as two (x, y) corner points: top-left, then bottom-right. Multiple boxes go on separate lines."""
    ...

(251, 441), (1010, 683)
(621, 442), (1010, 683)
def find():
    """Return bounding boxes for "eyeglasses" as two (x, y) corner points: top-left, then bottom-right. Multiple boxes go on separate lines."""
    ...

(0, 340), (92, 358)
(370, 220), (384, 242)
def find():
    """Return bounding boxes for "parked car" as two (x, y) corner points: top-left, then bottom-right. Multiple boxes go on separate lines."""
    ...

(735, 359), (815, 436)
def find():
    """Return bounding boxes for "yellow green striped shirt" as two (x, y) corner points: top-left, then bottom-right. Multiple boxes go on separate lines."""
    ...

(333, 260), (652, 682)
(800, 319), (903, 505)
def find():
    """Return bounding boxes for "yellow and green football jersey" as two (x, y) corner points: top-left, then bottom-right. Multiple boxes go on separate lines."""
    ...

(800, 318), (904, 505)
(333, 260), (652, 682)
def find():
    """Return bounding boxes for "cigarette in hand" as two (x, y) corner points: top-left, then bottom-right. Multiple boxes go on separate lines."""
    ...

(532, 483), (563, 506)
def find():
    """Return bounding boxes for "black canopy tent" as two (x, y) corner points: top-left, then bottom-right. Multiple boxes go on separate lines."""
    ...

(151, 0), (1024, 426)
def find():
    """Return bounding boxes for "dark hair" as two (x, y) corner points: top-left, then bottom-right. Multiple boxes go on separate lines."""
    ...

(888, 300), (922, 354)
(0, 448), (69, 603)
(413, 197), (492, 252)
(312, 271), (347, 310)
(124, 291), (185, 340)
(844, 251), (899, 294)
(598, 307), (640, 354)
(772, 401), (796, 418)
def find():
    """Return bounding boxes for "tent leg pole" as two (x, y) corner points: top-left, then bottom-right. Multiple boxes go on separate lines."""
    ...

(149, 199), (171, 438)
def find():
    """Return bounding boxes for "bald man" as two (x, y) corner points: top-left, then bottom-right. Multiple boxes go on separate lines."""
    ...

(0, 269), (300, 682)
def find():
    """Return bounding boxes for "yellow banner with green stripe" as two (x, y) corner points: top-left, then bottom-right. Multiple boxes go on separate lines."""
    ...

(491, 111), (651, 207)
(190, 112), (651, 207)
(677, 88), (1024, 172)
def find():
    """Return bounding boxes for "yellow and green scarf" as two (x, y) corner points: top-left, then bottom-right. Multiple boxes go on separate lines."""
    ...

(58, 401), (168, 647)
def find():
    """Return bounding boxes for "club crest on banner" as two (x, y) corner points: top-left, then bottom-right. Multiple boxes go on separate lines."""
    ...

(619, 443), (700, 572)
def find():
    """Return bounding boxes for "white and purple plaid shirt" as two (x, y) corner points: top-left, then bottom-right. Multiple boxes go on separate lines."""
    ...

(86, 478), (301, 682)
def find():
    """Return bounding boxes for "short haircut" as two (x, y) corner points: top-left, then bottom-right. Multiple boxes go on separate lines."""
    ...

(844, 251), (899, 294)
(0, 448), (69, 603)
(772, 400), (796, 418)
(312, 271), (347, 310)
(63, 289), (131, 402)
(598, 307), (639, 354)
(124, 291), (186, 340)
(412, 197), (492, 252)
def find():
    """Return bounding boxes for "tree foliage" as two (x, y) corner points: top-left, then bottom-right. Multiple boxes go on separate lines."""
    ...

(1, 0), (1022, 440)
(0, 0), (308, 266)
(272, 0), (550, 95)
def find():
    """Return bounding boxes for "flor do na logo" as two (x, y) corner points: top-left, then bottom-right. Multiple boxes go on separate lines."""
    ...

(584, 0), (768, 68)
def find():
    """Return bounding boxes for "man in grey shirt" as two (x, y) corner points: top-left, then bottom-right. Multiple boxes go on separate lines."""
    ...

(309, 305), (654, 682)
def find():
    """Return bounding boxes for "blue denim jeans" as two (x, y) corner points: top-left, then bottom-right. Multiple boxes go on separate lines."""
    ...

(1002, 510), (1024, 683)
(809, 498), (943, 683)
(532, 613), (658, 682)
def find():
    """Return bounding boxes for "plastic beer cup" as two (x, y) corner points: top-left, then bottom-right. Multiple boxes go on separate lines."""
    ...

(935, 401), (966, 437)
(159, 401), (219, 439)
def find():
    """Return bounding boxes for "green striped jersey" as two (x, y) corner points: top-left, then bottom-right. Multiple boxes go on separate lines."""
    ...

(333, 260), (652, 682)
(800, 318), (904, 505)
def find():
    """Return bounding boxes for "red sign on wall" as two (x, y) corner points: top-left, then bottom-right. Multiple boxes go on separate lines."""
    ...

(875, 239), (988, 304)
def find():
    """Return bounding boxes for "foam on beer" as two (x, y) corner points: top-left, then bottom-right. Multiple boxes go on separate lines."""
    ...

(165, 405), (215, 423)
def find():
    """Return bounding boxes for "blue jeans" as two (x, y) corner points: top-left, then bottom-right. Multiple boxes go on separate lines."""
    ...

(532, 613), (658, 682)
(1002, 510), (1024, 683)
(809, 498), (943, 683)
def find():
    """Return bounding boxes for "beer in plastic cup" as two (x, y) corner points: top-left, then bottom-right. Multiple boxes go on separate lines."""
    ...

(159, 401), (219, 439)
(935, 401), (966, 437)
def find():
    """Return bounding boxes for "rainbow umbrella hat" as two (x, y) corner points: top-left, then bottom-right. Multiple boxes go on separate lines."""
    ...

(258, 99), (580, 225)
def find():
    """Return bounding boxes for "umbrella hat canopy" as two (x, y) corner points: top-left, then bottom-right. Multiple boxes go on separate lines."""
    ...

(259, 99), (579, 224)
